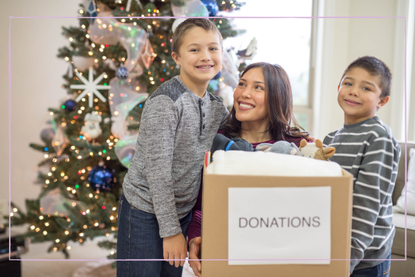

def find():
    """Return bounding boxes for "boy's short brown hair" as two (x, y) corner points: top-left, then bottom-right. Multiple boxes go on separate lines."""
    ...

(172, 18), (223, 55)
(340, 56), (392, 98)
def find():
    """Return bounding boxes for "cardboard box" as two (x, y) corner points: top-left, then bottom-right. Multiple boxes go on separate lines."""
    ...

(201, 169), (353, 277)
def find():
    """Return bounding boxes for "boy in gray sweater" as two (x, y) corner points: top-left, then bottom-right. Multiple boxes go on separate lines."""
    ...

(323, 56), (400, 277)
(117, 19), (228, 277)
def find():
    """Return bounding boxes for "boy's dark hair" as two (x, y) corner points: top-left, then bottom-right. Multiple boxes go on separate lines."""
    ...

(172, 18), (222, 55)
(340, 56), (392, 98)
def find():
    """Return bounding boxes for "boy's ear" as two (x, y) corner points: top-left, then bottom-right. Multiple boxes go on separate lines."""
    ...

(377, 96), (390, 109)
(171, 51), (180, 66)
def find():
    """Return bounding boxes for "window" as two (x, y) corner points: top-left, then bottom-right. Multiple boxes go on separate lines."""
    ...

(224, 0), (314, 132)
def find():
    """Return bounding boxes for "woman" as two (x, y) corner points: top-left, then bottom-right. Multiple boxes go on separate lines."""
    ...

(187, 62), (310, 276)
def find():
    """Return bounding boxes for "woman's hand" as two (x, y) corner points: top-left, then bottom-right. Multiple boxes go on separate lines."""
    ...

(163, 233), (187, 268)
(188, 237), (202, 277)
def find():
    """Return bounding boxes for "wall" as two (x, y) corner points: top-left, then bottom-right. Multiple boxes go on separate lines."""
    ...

(0, 1), (79, 223)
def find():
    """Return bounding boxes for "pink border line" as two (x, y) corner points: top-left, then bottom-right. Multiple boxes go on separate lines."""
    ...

(8, 16), (407, 19)
(403, 16), (408, 261)
(8, 15), (12, 261)
(8, 15), (408, 262)
(7, 258), (408, 261)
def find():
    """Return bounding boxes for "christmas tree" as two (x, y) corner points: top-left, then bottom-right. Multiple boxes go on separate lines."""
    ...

(9, 0), (247, 259)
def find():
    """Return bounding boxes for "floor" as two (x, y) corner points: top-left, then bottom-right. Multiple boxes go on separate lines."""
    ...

(19, 237), (196, 277)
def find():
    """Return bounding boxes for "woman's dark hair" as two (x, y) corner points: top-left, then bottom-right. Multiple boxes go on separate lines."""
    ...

(223, 62), (307, 141)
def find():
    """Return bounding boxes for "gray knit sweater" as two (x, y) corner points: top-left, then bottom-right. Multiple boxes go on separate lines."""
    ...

(323, 116), (400, 272)
(122, 76), (229, 238)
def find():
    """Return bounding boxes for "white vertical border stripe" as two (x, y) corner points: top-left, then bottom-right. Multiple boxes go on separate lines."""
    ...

(407, 0), (415, 140)
(391, 0), (414, 141)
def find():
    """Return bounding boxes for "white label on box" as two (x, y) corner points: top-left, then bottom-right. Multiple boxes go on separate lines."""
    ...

(228, 187), (331, 265)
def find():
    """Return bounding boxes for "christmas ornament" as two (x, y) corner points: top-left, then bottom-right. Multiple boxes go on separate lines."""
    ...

(40, 188), (86, 217)
(81, 112), (102, 140)
(116, 65), (129, 79)
(237, 37), (258, 60)
(108, 71), (148, 166)
(63, 99), (77, 112)
(40, 128), (55, 144)
(115, 134), (138, 168)
(70, 67), (111, 108)
(221, 50), (239, 89)
(88, 164), (116, 192)
(227, 48), (240, 67)
(201, 0), (219, 16)
(217, 82), (234, 109)
(86, 0), (98, 24)
(141, 40), (155, 70)
(72, 56), (95, 71)
(109, 75), (148, 138)
(126, 0), (143, 11)
(52, 127), (68, 156)
(88, 9), (148, 75)
(170, 0), (209, 32)
(67, 63), (74, 78)
(212, 71), (221, 80)
(172, 18), (187, 33)
(104, 59), (118, 71)
(50, 117), (69, 157)
(209, 79), (219, 91)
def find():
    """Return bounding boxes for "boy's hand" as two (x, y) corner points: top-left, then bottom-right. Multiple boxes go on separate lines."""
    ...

(163, 233), (187, 268)
(188, 237), (202, 277)
(305, 135), (316, 142)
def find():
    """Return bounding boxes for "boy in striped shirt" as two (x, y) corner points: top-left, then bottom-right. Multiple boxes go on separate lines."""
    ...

(323, 56), (400, 277)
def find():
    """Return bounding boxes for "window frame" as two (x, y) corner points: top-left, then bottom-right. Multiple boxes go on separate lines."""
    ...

(293, 0), (320, 135)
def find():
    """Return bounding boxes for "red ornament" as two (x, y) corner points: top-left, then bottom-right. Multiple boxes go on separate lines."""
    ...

(160, 78), (164, 82)
(102, 206), (106, 209)
(105, 44), (109, 47)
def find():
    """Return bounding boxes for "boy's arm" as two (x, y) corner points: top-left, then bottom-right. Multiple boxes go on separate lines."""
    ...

(349, 136), (400, 272)
(143, 95), (181, 238)
(218, 105), (229, 130)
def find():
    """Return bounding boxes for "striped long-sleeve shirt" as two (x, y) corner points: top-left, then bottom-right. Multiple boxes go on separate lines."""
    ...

(323, 116), (400, 272)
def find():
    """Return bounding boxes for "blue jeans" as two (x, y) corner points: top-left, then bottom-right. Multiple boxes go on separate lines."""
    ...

(116, 194), (192, 277)
(351, 253), (391, 277)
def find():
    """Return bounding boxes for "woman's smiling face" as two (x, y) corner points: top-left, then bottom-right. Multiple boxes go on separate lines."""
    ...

(233, 67), (268, 127)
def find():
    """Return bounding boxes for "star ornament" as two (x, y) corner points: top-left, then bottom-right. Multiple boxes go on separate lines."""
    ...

(70, 67), (111, 107)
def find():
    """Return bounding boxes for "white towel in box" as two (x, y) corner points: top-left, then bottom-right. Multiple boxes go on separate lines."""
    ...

(206, 150), (343, 177)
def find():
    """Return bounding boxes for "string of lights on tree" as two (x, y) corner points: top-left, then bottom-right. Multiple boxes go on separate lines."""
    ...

(9, 0), (246, 260)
